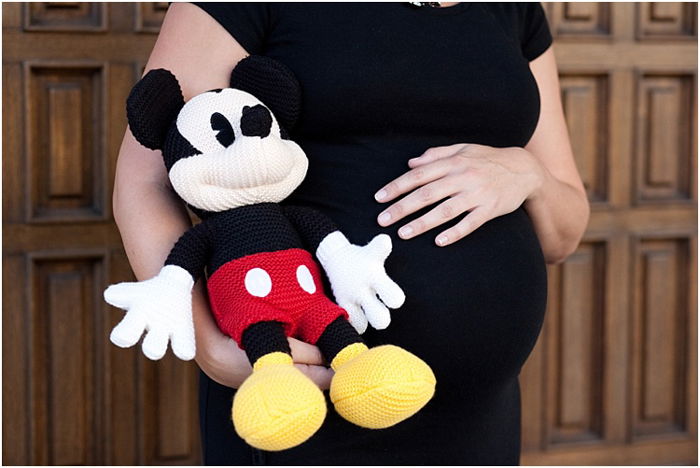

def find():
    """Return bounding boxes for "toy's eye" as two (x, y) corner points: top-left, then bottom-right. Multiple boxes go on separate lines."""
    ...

(210, 112), (235, 147)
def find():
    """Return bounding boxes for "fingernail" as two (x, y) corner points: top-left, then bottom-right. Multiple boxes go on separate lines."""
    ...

(375, 189), (387, 201)
(378, 212), (391, 225)
(399, 225), (414, 238)
(436, 235), (448, 246)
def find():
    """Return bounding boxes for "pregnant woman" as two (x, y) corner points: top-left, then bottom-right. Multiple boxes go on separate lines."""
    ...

(112, 2), (589, 465)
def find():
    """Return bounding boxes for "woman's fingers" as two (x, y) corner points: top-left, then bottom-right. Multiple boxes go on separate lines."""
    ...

(295, 364), (334, 390)
(288, 337), (325, 365)
(375, 158), (454, 204)
(397, 195), (477, 240)
(407, 143), (469, 168)
(436, 207), (492, 246)
(377, 175), (460, 227)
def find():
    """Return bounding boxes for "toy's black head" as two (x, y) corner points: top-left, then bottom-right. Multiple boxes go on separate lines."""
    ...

(126, 56), (307, 219)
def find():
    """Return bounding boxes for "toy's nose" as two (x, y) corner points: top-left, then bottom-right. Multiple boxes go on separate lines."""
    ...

(240, 104), (272, 138)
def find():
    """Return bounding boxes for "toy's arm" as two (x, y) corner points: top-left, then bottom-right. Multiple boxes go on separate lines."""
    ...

(283, 205), (405, 334)
(104, 222), (212, 360)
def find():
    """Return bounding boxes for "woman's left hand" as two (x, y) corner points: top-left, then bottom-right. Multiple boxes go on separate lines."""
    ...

(374, 143), (548, 247)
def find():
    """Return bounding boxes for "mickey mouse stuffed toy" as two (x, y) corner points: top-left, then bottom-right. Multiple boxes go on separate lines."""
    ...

(104, 56), (436, 451)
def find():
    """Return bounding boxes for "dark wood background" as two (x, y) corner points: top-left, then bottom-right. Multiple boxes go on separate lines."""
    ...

(2, 2), (697, 465)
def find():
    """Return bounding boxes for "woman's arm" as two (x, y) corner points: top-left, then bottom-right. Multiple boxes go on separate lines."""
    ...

(113, 3), (332, 388)
(521, 48), (590, 263)
(373, 47), (589, 264)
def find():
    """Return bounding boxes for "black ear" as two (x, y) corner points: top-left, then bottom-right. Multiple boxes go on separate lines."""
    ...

(230, 56), (301, 132)
(126, 69), (185, 150)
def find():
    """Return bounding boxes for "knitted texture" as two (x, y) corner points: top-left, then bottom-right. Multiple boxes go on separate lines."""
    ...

(104, 265), (196, 360)
(207, 249), (347, 347)
(161, 119), (201, 172)
(164, 221), (211, 281)
(253, 351), (293, 370)
(242, 321), (292, 366)
(330, 342), (368, 371)
(240, 104), (273, 137)
(167, 88), (308, 212)
(229, 55), (302, 132)
(282, 205), (338, 252)
(126, 68), (185, 150)
(205, 204), (305, 273)
(316, 316), (365, 365)
(317, 231), (406, 334)
(232, 361), (327, 451)
(107, 56), (437, 452)
(330, 345), (436, 429)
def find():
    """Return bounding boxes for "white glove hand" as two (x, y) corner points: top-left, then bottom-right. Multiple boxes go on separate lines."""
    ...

(104, 265), (196, 361)
(316, 231), (405, 334)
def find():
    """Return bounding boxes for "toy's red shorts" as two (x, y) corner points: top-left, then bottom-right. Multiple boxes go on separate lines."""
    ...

(207, 248), (348, 347)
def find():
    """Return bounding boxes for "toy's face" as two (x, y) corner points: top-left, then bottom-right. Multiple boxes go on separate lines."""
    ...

(164, 88), (308, 212)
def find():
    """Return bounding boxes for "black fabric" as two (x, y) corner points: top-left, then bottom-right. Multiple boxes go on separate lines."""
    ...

(162, 120), (201, 171)
(210, 112), (237, 147)
(282, 205), (338, 252)
(315, 316), (365, 364)
(164, 221), (211, 281)
(240, 104), (273, 138)
(192, 2), (550, 465)
(127, 68), (185, 150)
(203, 203), (305, 275)
(242, 321), (292, 365)
(230, 55), (302, 132)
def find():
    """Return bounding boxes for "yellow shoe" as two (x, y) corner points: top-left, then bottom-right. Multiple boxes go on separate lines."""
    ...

(232, 352), (327, 451)
(330, 344), (436, 429)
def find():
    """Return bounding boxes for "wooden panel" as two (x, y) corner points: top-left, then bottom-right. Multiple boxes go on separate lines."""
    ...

(3, 63), (25, 224)
(631, 237), (692, 439)
(27, 251), (108, 465)
(634, 72), (694, 203)
(107, 250), (139, 465)
(637, 3), (698, 40)
(25, 62), (106, 222)
(135, 2), (168, 33)
(545, 242), (606, 445)
(2, 255), (29, 464)
(545, 3), (612, 38)
(143, 357), (201, 465)
(23, 2), (106, 32)
(560, 73), (609, 203)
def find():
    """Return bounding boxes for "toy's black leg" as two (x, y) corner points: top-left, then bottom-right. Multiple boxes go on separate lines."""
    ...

(316, 317), (367, 370)
(234, 320), (327, 451)
(241, 321), (291, 366)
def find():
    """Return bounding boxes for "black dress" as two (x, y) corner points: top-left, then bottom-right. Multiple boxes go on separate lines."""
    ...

(192, 3), (551, 465)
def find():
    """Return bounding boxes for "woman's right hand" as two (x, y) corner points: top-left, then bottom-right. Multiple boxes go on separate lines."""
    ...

(192, 282), (334, 390)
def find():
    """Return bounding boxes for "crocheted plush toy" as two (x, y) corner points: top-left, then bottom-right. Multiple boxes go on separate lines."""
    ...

(104, 56), (436, 451)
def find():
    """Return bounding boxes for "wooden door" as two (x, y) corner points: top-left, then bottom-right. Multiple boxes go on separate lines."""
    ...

(2, 3), (697, 466)
(2, 3), (201, 465)
(520, 3), (698, 465)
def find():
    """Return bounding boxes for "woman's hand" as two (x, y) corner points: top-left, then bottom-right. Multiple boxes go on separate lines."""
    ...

(192, 283), (334, 390)
(374, 143), (548, 246)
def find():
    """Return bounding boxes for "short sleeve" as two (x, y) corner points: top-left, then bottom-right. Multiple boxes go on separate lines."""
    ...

(191, 2), (270, 54)
(520, 3), (553, 61)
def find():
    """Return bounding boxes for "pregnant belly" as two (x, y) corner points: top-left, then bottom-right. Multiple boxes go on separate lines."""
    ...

(290, 138), (547, 395)
(360, 206), (548, 394)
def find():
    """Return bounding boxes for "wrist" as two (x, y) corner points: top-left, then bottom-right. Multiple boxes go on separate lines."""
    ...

(523, 149), (550, 202)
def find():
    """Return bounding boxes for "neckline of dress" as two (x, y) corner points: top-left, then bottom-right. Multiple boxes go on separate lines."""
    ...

(407, 2), (471, 16)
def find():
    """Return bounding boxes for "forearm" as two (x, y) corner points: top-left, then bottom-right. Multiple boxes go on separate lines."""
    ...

(113, 132), (221, 362)
(525, 161), (590, 264)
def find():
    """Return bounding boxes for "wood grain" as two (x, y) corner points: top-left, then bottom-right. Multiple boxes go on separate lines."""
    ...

(2, 2), (696, 466)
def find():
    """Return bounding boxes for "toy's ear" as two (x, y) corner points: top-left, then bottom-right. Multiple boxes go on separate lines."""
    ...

(126, 69), (185, 150)
(230, 56), (301, 131)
